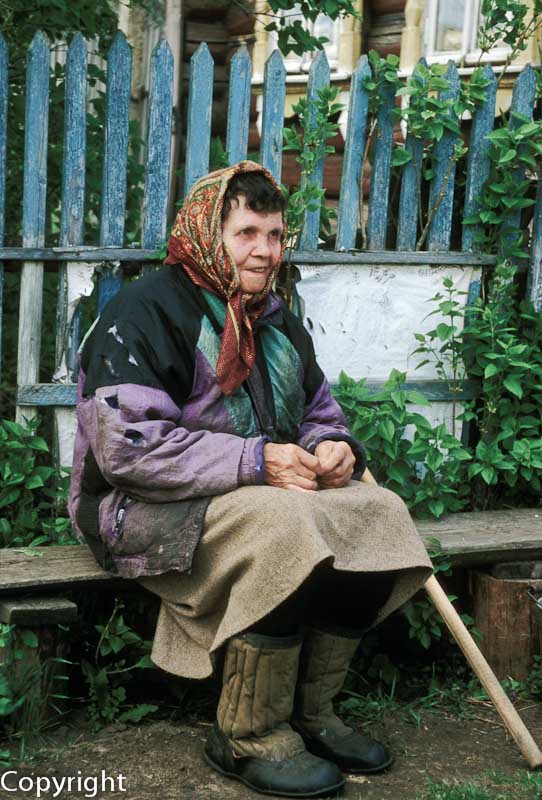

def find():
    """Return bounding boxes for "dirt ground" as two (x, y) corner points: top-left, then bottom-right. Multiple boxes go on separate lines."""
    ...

(5, 700), (542, 800)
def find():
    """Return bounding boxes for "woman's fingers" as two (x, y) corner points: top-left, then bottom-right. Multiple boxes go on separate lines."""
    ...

(318, 452), (354, 488)
(289, 475), (318, 490)
(296, 447), (320, 472)
(314, 441), (355, 478)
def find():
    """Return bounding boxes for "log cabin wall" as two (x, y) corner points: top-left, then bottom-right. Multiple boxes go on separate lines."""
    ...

(365, 0), (406, 58)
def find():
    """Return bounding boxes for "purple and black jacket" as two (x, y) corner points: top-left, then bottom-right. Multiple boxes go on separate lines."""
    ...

(68, 265), (366, 578)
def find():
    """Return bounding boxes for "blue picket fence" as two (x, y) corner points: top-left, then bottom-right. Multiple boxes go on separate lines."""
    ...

(0, 30), (541, 434)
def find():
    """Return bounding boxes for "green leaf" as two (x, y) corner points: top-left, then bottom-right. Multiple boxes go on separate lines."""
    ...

(484, 363), (499, 379)
(29, 438), (49, 453)
(391, 147), (412, 167)
(428, 499), (445, 518)
(497, 148), (517, 164)
(377, 420), (395, 443)
(481, 466), (496, 484)
(0, 490), (20, 510)
(503, 375), (523, 398)
(25, 475), (44, 490)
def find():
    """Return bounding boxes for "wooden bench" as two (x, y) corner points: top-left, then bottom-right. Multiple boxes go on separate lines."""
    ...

(1, 507), (541, 624)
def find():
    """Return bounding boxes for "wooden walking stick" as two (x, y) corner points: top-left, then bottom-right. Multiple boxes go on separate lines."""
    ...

(360, 468), (542, 769)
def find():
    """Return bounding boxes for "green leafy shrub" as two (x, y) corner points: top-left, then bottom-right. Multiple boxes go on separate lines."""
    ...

(81, 600), (157, 729)
(333, 369), (471, 518)
(0, 418), (74, 548)
(459, 265), (542, 508)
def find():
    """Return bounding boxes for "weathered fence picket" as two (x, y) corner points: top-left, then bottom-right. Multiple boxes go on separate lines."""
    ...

(462, 65), (497, 254)
(52, 33), (88, 467)
(56, 33), (87, 380)
(396, 59), (427, 251)
(0, 33), (7, 383)
(227, 45), (251, 166)
(98, 32), (132, 313)
(17, 31), (50, 425)
(462, 65), (497, 307)
(260, 50), (286, 183)
(500, 65), (537, 251)
(366, 78), (394, 250)
(529, 176), (542, 312)
(299, 51), (330, 251)
(426, 61), (460, 251)
(142, 39), (174, 249)
(0, 33), (540, 454)
(335, 55), (370, 251)
(184, 43), (213, 197)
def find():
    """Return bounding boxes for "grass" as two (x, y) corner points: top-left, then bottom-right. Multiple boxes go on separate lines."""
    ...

(415, 770), (542, 800)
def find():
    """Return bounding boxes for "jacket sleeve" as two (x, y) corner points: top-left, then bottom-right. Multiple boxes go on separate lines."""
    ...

(77, 383), (267, 503)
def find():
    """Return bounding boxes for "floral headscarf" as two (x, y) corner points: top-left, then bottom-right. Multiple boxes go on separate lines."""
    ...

(165, 161), (285, 396)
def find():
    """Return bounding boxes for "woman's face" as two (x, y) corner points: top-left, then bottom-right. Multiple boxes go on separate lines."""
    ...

(222, 194), (283, 294)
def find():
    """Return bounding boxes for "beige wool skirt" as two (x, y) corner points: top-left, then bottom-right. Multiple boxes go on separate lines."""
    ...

(138, 482), (433, 680)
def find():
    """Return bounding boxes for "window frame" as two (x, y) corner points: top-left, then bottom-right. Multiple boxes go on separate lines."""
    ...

(423, 0), (511, 65)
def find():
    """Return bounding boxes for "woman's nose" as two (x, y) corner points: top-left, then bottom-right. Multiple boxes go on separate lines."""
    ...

(252, 234), (271, 257)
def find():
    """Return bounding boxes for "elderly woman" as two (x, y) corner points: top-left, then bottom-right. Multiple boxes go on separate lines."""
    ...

(69, 161), (432, 798)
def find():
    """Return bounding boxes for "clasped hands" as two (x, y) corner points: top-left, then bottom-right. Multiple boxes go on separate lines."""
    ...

(263, 440), (355, 493)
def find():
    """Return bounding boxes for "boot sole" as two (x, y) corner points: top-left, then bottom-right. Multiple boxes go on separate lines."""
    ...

(341, 754), (394, 774)
(302, 737), (394, 775)
(204, 752), (345, 798)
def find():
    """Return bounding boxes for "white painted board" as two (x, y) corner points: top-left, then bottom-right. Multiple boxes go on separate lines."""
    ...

(297, 264), (479, 432)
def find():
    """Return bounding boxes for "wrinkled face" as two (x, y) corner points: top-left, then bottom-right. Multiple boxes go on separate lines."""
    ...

(221, 195), (283, 294)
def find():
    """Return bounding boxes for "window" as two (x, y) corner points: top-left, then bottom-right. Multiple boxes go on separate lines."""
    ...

(270, 10), (341, 73)
(424, 0), (511, 65)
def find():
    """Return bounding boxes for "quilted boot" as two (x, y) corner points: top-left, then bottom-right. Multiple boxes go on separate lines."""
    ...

(292, 627), (393, 774)
(204, 631), (344, 797)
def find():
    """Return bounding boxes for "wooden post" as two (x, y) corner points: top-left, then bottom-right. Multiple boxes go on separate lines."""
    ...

(471, 567), (542, 681)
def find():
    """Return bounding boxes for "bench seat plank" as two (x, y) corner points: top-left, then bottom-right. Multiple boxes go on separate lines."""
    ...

(0, 545), (121, 592)
(0, 508), (541, 593)
(416, 508), (542, 566)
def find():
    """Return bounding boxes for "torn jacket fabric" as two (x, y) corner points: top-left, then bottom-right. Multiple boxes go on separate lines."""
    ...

(68, 265), (366, 579)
